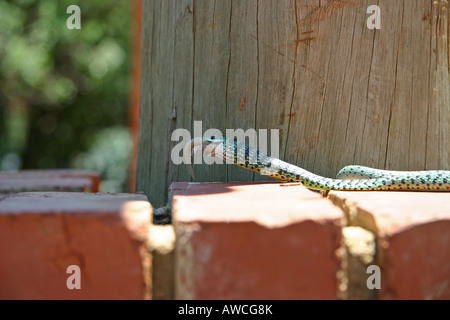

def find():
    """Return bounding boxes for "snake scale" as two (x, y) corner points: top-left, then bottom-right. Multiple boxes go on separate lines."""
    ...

(185, 136), (450, 192)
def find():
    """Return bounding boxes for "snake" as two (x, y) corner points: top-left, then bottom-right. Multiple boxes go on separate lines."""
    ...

(184, 135), (450, 192)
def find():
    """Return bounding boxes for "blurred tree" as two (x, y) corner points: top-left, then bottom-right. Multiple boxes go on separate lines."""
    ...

(0, 0), (133, 192)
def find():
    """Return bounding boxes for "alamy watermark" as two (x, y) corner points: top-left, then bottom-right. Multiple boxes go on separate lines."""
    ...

(367, 5), (381, 30)
(367, 265), (381, 290)
(66, 265), (81, 290)
(66, 5), (81, 30)
(170, 121), (280, 167)
(64, 4), (380, 31)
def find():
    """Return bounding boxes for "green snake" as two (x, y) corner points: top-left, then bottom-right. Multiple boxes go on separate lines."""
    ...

(185, 136), (450, 191)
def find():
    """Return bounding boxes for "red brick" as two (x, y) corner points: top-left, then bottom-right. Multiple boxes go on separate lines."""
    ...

(329, 191), (450, 300)
(0, 192), (151, 299)
(172, 182), (344, 299)
(0, 170), (101, 193)
(0, 177), (93, 194)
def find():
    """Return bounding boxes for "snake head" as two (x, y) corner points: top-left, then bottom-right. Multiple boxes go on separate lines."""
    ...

(204, 135), (227, 143)
(183, 135), (227, 181)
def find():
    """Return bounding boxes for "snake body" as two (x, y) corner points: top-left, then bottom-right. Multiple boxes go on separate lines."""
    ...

(193, 136), (450, 192)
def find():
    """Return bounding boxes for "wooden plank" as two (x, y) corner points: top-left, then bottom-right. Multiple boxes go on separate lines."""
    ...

(253, 1), (297, 181)
(167, 0), (195, 193)
(191, 0), (231, 182)
(136, 0), (154, 200)
(428, 0), (449, 170)
(224, 0), (258, 181)
(138, 0), (450, 207)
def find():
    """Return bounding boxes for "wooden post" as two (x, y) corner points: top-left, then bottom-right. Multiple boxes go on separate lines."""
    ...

(129, 0), (143, 193)
(137, 0), (449, 207)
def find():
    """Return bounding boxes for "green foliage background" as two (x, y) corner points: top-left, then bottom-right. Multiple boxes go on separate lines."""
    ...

(0, 0), (134, 192)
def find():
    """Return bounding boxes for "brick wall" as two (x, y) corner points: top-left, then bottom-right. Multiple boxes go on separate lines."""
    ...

(170, 182), (450, 300)
(0, 171), (151, 299)
(1, 172), (448, 299)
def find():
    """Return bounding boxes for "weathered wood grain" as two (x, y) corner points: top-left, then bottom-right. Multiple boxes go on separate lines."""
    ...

(138, 0), (450, 207)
